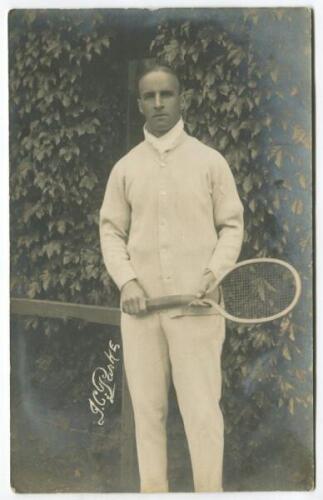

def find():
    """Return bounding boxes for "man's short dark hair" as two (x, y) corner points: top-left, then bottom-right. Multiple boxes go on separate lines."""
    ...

(136, 63), (181, 96)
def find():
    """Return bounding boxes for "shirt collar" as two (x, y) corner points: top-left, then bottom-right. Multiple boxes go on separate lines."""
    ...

(144, 117), (184, 154)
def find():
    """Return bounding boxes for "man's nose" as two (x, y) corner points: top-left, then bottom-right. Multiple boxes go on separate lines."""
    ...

(154, 93), (163, 108)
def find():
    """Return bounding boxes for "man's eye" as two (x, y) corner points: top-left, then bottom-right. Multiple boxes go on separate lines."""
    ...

(142, 92), (174, 100)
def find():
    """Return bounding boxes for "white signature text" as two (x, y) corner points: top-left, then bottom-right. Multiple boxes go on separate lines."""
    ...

(88, 339), (121, 426)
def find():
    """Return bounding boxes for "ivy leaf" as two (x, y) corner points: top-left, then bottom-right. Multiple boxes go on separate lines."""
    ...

(62, 95), (71, 108)
(273, 194), (280, 210)
(208, 123), (217, 137)
(215, 64), (224, 80)
(44, 241), (61, 258)
(249, 199), (256, 213)
(18, 160), (32, 179)
(251, 147), (258, 160)
(231, 127), (239, 141)
(243, 174), (253, 194)
(101, 36), (110, 48)
(270, 67), (279, 83)
(165, 39), (179, 63)
(291, 199), (304, 215)
(208, 89), (218, 102)
(41, 271), (51, 291)
(299, 174), (307, 189)
(27, 281), (41, 298)
(275, 148), (283, 168)
(290, 86), (299, 96)
(257, 281), (265, 302)
(289, 325), (295, 341)
(219, 83), (230, 96)
(218, 135), (229, 150)
(206, 71), (215, 87)
(292, 124), (311, 149)
(282, 344), (292, 361)
(57, 220), (66, 234)
(80, 175), (97, 190)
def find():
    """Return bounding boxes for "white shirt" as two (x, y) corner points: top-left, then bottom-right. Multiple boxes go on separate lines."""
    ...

(143, 117), (184, 155)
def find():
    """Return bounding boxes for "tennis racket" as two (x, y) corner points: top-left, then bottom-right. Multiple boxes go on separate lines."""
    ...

(144, 258), (302, 324)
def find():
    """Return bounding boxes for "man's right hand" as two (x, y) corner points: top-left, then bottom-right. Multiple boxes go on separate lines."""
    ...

(120, 279), (147, 315)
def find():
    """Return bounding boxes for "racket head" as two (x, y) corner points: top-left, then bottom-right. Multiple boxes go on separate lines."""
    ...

(214, 258), (302, 324)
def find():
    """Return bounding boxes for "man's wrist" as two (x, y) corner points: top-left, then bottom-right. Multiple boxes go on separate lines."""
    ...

(205, 267), (218, 281)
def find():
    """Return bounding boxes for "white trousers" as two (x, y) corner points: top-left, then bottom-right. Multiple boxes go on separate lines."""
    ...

(121, 312), (225, 493)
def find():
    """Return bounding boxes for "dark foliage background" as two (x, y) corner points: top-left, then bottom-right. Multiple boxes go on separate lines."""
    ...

(10, 8), (313, 492)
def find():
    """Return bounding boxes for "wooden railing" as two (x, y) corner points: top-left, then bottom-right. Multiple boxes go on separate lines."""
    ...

(11, 298), (121, 325)
(10, 297), (139, 492)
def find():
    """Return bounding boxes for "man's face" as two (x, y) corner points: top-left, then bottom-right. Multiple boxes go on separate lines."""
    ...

(138, 71), (182, 137)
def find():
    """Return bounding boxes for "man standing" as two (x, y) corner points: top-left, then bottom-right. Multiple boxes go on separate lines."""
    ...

(99, 65), (244, 492)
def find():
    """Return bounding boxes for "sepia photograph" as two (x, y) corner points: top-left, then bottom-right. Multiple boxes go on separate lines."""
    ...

(8, 6), (314, 494)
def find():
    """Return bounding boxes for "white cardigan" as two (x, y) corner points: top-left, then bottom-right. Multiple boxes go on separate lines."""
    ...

(100, 128), (244, 315)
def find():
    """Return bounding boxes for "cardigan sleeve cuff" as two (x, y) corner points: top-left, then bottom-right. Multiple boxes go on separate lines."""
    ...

(206, 260), (232, 283)
(111, 266), (137, 291)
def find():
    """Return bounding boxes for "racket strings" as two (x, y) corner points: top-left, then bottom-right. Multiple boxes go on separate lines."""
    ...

(221, 262), (297, 320)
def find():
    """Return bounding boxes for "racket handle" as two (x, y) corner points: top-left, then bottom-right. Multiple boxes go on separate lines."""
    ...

(145, 295), (212, 311)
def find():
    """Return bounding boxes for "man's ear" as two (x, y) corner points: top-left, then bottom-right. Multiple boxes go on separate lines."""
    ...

(137, 98), (144, 115)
